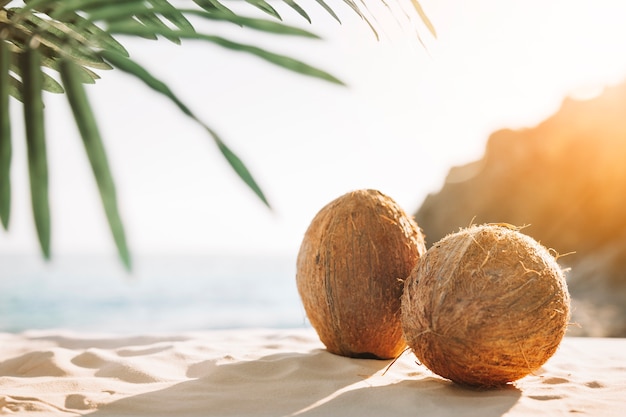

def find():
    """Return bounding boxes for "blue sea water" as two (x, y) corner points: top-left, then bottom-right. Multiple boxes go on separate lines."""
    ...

(0, 253), (309, 333)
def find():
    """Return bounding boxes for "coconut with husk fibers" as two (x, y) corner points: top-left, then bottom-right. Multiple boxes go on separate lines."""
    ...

(401, 224), (570, 387)
(297, 189), (426, 359)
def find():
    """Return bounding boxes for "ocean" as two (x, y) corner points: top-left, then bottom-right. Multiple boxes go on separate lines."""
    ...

(0, 253), (309, 333)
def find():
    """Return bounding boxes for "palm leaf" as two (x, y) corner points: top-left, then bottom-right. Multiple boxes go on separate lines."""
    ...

(147, 0), (195, 32)
(192, 0), (236, 16)
(204, 34), (344, 85)
(11, 48), (96, 92)
(192, 0), (338, 25)
(410, 0), (436, 38)
(98, 49), (271, 208)
(9, 52), (66, 93)
(340, 0), (379, 40)
(312, 0), (342, 24)
(197, 12), (319, 38)
(84, 5), (320, 39)
(215, 138), (270, 207)
(134, 10), (182, 44)
(20, 45), (51, 258)
(48, 0), (160, 41)
(59, 57), (131, 270)
(7, 73), (23, 101)
(282, 0), (310, 23)
(244, 0), (281, 21)
(47, 0), (145, 18)
(0, 39), (11, 230)
(97, 49), (194, 120)
(105, 22), (343, 85)
(62, 12), (129, 56)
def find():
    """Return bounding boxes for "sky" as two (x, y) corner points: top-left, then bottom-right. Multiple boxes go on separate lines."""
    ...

(3, 0), (626, 264)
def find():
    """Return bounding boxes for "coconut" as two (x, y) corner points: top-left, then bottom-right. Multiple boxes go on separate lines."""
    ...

(296, 189), (426, 359)
(401, 224), (570, 387)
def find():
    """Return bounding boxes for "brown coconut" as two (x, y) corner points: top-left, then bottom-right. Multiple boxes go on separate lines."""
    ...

(401, 224), (570, 387)
(296, 189), (426, 359)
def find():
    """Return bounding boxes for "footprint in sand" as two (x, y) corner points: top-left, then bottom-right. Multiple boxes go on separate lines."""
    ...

(585, 381), (605, 389)
(529, 395), (563, 401)
(541, 377), (569, 385)
(65, 391), (115, 410)
(65, 394), (93, 410)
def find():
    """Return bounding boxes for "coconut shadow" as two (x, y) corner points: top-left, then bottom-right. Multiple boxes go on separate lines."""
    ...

(292, 378), (522, 417)
(85, 348), (391, 417)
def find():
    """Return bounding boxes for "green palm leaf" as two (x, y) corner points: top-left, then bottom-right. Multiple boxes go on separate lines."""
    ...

(244, 0), (281, 21)
(63, 12), (129, 56)
(104, 21), (343, 85)
(147, 0), (194, 32)
(0, 39), (11, 230)
(135, 10), (182, 44)
(215, 139), (270, 208)
(59, 58), (131, 270)
(204, 34), (343, 85)
(198, 12), (319, 37)
(20, 45), (51, 258)
(84, 5), (320, 39)
(282, 0), (310, 23)
(98, 49), (271, 208)
(313, 0), (341, 24)
(9, 52), (66, 93)
(7, 73), (23, 101)
(192, 0), (235, 17)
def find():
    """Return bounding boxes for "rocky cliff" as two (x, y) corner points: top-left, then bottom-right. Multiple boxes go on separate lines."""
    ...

(414, 82), (626, 337)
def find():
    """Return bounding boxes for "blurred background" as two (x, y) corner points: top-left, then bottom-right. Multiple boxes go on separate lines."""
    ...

(2, 0), (626, 335)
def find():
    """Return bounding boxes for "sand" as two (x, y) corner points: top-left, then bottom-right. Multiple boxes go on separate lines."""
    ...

(0, 329), (624, 416)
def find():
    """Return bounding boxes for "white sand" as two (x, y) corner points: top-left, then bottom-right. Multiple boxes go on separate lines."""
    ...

(0, 329), (624, 416)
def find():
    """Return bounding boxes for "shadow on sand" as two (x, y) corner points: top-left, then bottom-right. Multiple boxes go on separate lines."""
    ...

(85, 348), (521, 417)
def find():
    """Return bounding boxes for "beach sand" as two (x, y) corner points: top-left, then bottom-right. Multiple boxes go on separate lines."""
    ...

(0, 329), (624, 416)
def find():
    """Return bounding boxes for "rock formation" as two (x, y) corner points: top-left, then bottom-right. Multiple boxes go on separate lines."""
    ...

(414, 82), (626, 337)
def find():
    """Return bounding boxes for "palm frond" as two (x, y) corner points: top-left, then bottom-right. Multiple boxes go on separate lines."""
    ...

(0, 0), (435, 267)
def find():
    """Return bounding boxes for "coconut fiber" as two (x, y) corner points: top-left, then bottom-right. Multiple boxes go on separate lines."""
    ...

(297, 189), (426, 359)
(401, 224), (570, 387)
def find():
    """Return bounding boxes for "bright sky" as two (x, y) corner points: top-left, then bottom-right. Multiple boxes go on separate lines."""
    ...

(3, 0), (626, 262)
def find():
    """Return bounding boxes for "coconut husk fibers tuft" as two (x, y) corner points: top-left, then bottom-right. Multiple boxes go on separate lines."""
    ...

(297, 189), (426, 359)
(401, 224), (570, 387)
